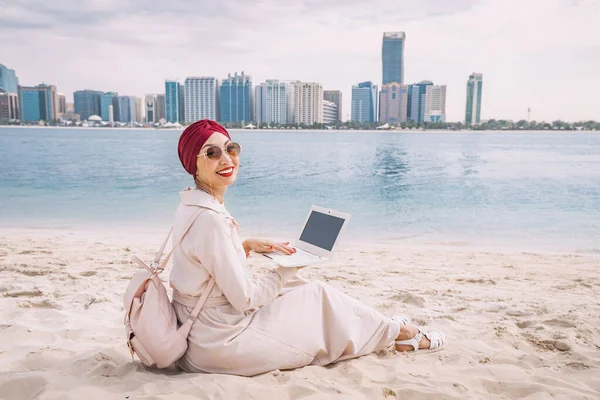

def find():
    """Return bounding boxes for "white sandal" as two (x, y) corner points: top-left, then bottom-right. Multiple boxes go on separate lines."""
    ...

(391, 314), (411, 325)
(395, 328), (445, 354)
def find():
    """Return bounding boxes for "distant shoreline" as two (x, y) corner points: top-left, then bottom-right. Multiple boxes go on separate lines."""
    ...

(0, 125), (598, 133)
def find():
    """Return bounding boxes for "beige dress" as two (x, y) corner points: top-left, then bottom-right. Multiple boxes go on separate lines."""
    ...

(169, 188), (401, 377)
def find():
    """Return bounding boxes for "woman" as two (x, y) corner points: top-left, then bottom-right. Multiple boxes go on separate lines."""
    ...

(170, 119), (445, 377)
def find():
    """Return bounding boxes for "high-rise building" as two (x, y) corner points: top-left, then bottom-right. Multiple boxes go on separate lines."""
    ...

(74, 90), (103, 120)
(254, 80), (295, 126)
(111, 96), (120, 122)
(409, 80), (433, 124)
(155, 94), (166, 121)
(101, 92), (117, 121)
(145, 94), (157, 123)
(465, 73), (483, 125)
(293, 82), (323, 125)
(179, 86), (185, 123)
(56, 93), (66, 117)
(424, 85), (447, 123)
(382, 32), (406, 85)
(219, 72), (252, 124)
(129, 96), (138, 123)
(323, 100), (338, 124)
(18, 84), (57, 122)
(184, 77), (219, 122)
(136, 97), (143, 123)
(351, 81), (378, 123)
(165, 80), (182, 123)
(379, 83), (409, 125)
(0, 64), (19, 94)
(0, 92), (19, 120)
(323, 90), (342, 122)
(117, 96), (132, 123)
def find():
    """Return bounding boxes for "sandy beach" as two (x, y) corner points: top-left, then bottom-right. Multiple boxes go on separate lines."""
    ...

(1, 228), (599, 399)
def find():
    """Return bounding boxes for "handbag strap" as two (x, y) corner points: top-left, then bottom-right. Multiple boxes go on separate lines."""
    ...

(177, 276), (217, 338)
(130, 208), (208, 274)
(129, 206), (217, 338)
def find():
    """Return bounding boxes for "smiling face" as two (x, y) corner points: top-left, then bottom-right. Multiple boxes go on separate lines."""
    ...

(195, 132), (240, 191)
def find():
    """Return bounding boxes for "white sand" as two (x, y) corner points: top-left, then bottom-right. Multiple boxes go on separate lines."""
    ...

(1, 228), (599, 399)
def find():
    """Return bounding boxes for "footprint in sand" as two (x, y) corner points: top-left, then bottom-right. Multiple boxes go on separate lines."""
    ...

(18, 299), (62, 309)
(389, 292), (425, 307)
(17, 268), (51, 277)
(4, 289), (43, 298)
(516, 320), (537, 329)
(0, 376), (47, 400)
(543, 319), (576, 328)
(64, 350), (134, 378)
(456, 278), (497, 285)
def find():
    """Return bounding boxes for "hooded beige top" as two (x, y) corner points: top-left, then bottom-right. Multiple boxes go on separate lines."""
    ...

(169, 188), (400, 376)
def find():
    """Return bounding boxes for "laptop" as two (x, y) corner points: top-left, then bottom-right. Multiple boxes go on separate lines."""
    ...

(263, 206), (350, 267)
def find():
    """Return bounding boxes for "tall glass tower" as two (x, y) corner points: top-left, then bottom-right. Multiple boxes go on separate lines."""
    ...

(165, 80), (181, 123)
(220, 72), (252, 123)
(465, 73), (483, 125)
(409, 80), (433, 124)
(382, 32), (406, 85)
(0, 63), (19, 93)
(351, 81), (378, 123)
(73, 90), (102, 120)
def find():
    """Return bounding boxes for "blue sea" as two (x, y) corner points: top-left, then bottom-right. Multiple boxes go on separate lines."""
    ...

(1, 127), (599, 252)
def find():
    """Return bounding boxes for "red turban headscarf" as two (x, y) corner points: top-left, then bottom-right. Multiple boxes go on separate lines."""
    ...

(178, 119), (230, 176)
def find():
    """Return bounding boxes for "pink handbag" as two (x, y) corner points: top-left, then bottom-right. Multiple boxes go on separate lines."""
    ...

(123, 209), (215, 368)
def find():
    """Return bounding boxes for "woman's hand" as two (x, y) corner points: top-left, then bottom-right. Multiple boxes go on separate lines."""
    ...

(243, 238), (296, 257)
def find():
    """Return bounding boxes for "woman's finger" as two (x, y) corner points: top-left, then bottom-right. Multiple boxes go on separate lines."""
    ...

(273, 244), (294, 255)
(278, 243), (296, 253)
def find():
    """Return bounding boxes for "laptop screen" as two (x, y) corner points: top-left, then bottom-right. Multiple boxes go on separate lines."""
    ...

(299, 211), (345, 251)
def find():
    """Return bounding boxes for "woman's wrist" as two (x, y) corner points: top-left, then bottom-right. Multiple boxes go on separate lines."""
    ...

(242, 239), (253, 258)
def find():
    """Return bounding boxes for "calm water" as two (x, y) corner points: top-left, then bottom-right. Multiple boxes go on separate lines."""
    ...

(1, 127), (599, 252)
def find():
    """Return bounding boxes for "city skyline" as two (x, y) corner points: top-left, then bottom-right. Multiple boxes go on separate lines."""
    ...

(1, 0), (599, 122)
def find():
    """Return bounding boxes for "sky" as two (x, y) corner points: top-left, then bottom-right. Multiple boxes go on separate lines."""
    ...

(1, 0), (599, 122)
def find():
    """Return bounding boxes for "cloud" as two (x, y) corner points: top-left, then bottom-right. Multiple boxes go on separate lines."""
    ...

(0, 0), (598, 121)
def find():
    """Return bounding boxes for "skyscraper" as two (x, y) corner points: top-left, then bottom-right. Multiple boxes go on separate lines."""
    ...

(0, 92), (19, 120)
(379, 83), (409, 125)
(113, 96), (131, 123)
(465, 73), (483, 125)
(179, 86), (185, 123)
(323, 100), (338, 124)
(409, 80), (433, 124)
(293, 82), (323, 125)
(74, 90), (103, 120)
(165, 80), (182, 123)
(184, 77), (219, 122)
(254, 80), (295, 125)
(56, 93), (66, 116)
(0, 63), (19, 93)
(382, 32), (406, 85)
(111, 96), (120, 122)
(136, 97), (143, 123)
(18, 84), (57, 122)
(101, 92), (117, 121)
(145, 94), (157, 123)
(155, 94), (166, 122)
(424, 85), (447, 123)
(220, 72), (252, 123)
(351, 81), (378, 123)
(323, 90), (342, 122)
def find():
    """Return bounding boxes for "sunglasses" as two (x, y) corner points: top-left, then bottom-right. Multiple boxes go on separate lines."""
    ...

(197, 142), (242, 161)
